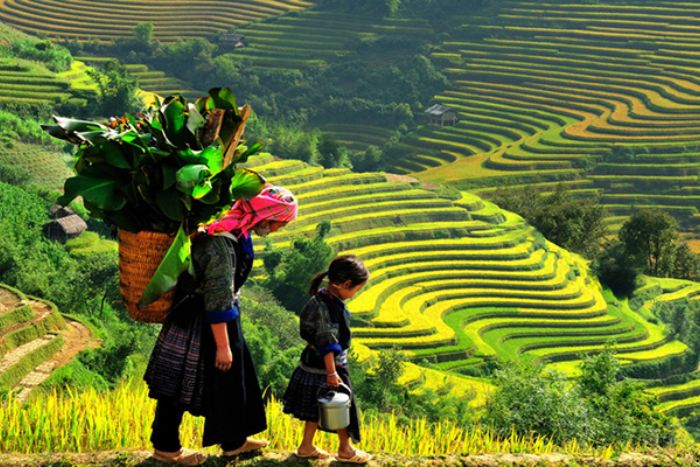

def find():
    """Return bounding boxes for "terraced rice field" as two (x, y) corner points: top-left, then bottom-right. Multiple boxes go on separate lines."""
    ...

(70, 57), (199, 103)
(0, 58), (94, 107)
(0, 141), (71, 190)
(394, 1), (700, 233)
(229, 10), (434, 71)
(246, 156), (687, 401)
(0, 0), (312, 43)
(0, 283), (67, 395)
(625, 276), (700, 417)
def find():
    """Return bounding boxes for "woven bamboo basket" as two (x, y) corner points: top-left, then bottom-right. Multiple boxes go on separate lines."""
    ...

(118, 229), (176, 323)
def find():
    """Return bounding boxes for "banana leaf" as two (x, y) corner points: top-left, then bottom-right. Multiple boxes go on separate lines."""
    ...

(59, 174), (127, 211)
(230, 168), (266, 199)
(138, 225), (193, 308)
(176, 164), (212, 195)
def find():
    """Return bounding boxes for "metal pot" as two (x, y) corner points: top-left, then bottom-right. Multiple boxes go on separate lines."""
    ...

(317, 383), (352, 431)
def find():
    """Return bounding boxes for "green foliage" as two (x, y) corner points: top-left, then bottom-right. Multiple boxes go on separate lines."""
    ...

(263, 222), (335, 311)
(492, 184), (606, 259)
(86, 61), (140, 116)
(654, 299), (700, 354)
(349, 349), (475, 424)
(619, 209), (678, 277)
(0, 110), (59, 146)
(483, 360), (585, 444)
(673, 242), (700, 281)
(351, 145), (385, 172)
(0, 23), (71, 72)
(39, 358), (110, 393)
(577, 347), (675, 446)
(484, 347), (676, 446)
(593, 241), (643, 296)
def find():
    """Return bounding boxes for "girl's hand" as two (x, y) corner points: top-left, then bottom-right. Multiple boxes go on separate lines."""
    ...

(326, 372), (342, 387)
(215, 346), (233, 372)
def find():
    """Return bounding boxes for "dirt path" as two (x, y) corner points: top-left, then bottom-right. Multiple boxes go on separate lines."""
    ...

(0, 449), (696, 466)
(13, 310), (101, 403)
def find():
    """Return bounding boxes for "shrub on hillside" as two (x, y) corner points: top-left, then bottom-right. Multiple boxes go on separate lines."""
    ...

(350, 349), (476, 424)
(484, 347), (676, 446)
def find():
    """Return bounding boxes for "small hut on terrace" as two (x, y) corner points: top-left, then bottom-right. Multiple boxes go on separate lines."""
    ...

(219, 33), (246, 48)
(424, 104), (457, 126)
(42, 215), (87, 242)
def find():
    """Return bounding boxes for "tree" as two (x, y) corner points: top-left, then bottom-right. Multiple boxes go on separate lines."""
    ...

(87, 60), (140, 115)
(673, 242), (700, 280)
(318, 133), (349, 168)
(593, 240), (643, 296)
(263, 221), (335, 311)
(619, 209), (678, 276)
(133, 21), (155, 45)
(576, 346), (675, 446)
(492, 184), (606, 259)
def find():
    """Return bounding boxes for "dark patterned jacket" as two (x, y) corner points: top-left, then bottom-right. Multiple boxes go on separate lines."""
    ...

(187, 231), (254, 324)
(299, 289), (352, 369)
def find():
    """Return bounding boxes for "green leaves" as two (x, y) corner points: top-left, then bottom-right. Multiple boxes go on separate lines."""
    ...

(230, 168), (266, 199)
(139, 225), (193, 308)
(58, 174), (126, 211)
(45, 87), (268, 304)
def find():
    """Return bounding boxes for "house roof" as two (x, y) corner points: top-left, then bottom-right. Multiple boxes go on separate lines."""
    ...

(424, 104), (454, 117)
(46, 215), (87, 235)
(49, 204), (75, 217)
(219, 33), (245, 42)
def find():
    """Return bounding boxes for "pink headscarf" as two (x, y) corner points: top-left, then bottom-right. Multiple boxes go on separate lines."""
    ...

(204, 184), (298, 236)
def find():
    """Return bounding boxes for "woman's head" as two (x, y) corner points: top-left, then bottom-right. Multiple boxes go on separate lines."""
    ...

(309, 255), (370, 298)
(204, 184), (298, 237)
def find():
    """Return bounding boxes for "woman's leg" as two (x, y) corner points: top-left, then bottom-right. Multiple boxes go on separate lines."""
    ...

(150, 398), (185, 452)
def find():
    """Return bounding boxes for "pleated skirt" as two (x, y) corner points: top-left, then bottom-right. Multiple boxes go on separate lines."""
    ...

(143, 295), (267, 446)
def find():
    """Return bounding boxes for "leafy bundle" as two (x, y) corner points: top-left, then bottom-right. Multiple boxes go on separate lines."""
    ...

(44, 87), (266, 307)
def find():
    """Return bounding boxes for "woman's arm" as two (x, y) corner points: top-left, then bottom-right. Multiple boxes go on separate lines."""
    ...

(211, 323), (232, 372)
(195, 236), (239, 372)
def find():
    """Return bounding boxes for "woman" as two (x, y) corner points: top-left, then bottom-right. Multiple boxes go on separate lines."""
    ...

(143, 185), (298, 465)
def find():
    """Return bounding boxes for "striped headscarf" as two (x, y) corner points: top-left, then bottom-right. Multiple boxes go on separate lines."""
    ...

(204, 184), (298, 236)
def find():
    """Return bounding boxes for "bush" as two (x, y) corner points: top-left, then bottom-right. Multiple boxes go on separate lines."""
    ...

(483, 347), (676, 446)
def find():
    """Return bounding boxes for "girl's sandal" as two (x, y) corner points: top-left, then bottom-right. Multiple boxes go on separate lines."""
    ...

(293, 447), (331, 459)
(152, 448), (208, 465)
(222, 437), (269, 457)
(336, 449), (372, 464)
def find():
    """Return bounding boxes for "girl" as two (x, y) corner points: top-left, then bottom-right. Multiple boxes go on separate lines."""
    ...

(283, 255), (372, 464)
(144, 185), (298, 465)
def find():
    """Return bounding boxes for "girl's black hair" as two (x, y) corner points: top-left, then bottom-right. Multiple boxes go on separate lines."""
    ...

(309, 254), (370, 295)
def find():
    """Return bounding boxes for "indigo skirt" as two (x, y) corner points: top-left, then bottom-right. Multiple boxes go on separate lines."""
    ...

(282, 365), (361, 442)
(144, 295), (267, 447)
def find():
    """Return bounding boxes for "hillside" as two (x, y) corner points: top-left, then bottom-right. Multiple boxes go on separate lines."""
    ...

(0, 0), (312, 43)
(0, 282), (99, 403)
(391, 1), (700, 236)
(244, 155), (700, 415)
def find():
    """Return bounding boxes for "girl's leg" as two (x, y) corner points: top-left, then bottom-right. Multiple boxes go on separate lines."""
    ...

(337, 428), (371, 463)
(337, 428), (354, 458)
(296, 421), (319, 454)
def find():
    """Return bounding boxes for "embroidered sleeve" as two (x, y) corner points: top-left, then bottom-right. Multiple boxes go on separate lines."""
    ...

(300, 297), (341, 356)
(195, 236), (239, 324)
